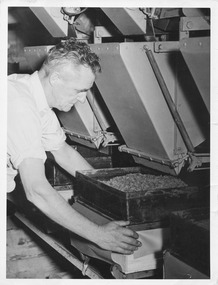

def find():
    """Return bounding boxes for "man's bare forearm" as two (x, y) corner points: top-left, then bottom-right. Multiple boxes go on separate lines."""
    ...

(51, 142), (93, 177)
(27, 179), (101, 242)
(25, 179), (141, 253)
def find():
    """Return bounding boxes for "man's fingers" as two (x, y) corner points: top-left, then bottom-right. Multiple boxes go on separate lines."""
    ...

(113, 243), (139, 255)
(114, 221), (142, 247)
(118, 226), (139, 240)
(121, 242), (140, 251)
(98, 221), (142, 253)
(114, 221), (139, 238)
(124, 229), (139, 239)
(115, 248), (134, 255)
(124, 236), (142, 247)
(114, 220), (130, 227)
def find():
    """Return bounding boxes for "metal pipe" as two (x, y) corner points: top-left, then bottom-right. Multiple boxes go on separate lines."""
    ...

(144, 46), (195, 153)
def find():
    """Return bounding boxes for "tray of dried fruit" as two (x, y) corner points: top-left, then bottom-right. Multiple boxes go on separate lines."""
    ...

(74, 167), (206, 226)
(169, 207), (210, 276)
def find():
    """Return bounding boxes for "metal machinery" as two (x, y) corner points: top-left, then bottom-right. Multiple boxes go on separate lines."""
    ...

(8, 7), (210, 279)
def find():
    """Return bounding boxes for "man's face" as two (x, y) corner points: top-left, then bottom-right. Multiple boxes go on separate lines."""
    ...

(51, 64), (95, 112)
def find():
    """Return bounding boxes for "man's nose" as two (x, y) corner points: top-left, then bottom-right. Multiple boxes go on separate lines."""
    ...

(77, 92), (87, 103)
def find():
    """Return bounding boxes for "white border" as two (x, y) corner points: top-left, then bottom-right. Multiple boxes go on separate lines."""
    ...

(1, 1), (218, 284)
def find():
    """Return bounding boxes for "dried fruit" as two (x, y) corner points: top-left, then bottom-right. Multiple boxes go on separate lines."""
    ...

(100, 173), (187, 192)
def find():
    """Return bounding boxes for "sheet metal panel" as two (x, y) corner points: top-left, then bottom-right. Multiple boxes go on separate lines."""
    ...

(56, 96), (104, 149)
(30, 7), (68, 37)
(180, 37), (210, 112)
(101, 8), (147, 35)
(92, 43), (170, 159)
(91, 42), (207, 175)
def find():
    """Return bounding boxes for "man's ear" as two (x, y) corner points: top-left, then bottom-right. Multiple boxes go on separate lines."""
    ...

(49, 72), (60, 86)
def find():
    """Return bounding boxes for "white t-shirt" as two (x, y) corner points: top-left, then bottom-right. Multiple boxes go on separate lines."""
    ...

(7, 71), (66, 192)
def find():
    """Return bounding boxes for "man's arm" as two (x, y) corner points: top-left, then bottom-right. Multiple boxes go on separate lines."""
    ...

(51, 142), (94, 176)
(18, 157), (141, 254)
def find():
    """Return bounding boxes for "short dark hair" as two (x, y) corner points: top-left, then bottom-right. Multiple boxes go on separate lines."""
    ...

(42, 38), (101, 75)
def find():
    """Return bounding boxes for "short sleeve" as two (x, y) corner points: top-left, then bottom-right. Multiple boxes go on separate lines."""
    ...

(40, 109), (66, 151)
(7, 96), (46, 169)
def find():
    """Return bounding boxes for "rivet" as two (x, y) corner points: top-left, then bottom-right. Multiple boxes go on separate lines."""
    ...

(97, 31), (102, 37)
(158, 44), (163, 50)
(186, 21), (193, 29)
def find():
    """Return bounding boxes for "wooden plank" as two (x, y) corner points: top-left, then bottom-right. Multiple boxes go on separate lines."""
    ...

(7, 255), (73, 279)
(13, 212), (103, 279)
(7, 216), (75, 279)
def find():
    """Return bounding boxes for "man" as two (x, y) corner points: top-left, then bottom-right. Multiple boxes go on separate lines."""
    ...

(7, 38), (141, 254)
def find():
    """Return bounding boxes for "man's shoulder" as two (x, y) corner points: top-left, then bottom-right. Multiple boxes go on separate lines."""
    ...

(8, 73), (31, 91)
(8, 73), (31, 83)
(8, 73), (35, 105)
(8, 77), (38, 118)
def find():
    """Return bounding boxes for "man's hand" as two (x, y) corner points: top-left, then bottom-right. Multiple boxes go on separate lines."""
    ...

(96, 221), (142, 254)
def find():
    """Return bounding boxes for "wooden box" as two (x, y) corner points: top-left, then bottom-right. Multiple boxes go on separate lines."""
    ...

(169, 207), (210, 276)
(75, 167), (207, 226)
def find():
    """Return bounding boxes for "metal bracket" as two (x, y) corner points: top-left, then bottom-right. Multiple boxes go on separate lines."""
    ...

(94, 26), (113, 44)
(187, 153), (210, 172)
(180, 16), (210, 32)
(63, 128), (117, 148)
(154, 41), (180, 53)
(63, 128), (98, 142)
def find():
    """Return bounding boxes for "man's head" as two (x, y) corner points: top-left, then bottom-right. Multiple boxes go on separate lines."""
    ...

(40, 38), (101, 112)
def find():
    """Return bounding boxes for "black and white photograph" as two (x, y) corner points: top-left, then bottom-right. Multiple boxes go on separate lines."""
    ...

(1, 0), (217, 282)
